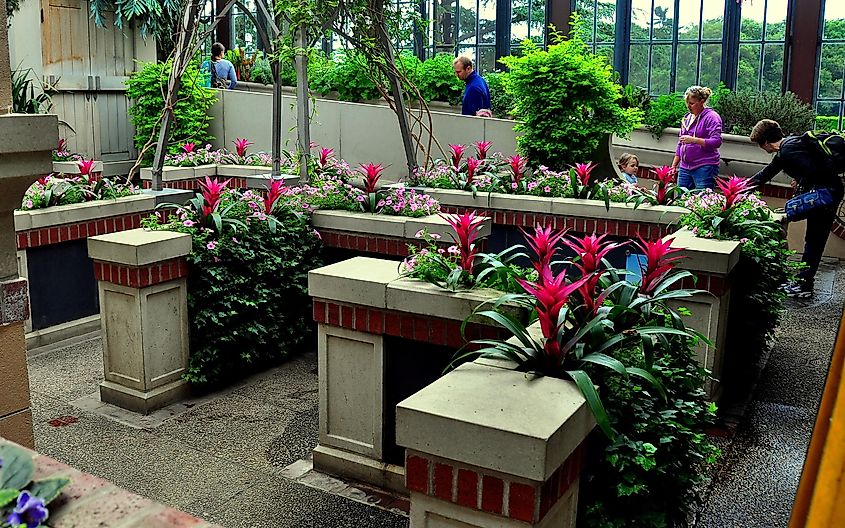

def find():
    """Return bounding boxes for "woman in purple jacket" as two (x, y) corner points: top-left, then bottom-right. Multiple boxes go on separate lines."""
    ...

(671, 86), (723, 190)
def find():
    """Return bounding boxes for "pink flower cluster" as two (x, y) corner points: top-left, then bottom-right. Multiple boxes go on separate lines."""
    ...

(377, 187), (440, 217)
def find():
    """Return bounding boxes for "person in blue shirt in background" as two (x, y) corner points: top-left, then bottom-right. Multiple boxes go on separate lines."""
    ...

(453, 56), (491, 117)
(202, 42), (238, 90)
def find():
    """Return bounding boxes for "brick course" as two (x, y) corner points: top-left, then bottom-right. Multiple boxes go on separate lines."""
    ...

(16, 213), (146, 250)
(93, 258), (189, 288)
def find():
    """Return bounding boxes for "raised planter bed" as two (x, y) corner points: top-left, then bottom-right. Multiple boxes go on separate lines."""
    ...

(139, 164), (297, 191)
(52, 160), (104, 175)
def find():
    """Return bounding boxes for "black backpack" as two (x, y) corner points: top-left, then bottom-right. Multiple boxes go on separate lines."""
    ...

(209, 60), (228, 89)
(801, 131), (845, 174)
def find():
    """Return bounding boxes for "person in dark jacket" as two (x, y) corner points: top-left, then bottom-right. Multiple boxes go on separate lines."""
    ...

(453, 56), (491, 117)
(749, 119), (844, 298)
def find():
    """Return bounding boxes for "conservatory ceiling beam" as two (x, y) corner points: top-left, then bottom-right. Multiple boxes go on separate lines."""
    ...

(785, 0), (822, 104)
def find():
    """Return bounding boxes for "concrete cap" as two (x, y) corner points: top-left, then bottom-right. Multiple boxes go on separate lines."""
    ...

(403, 214), (492, 241)
(0, 114), (58, 155)
(311, 210), (407, 238)
(88, 228), (192, 266)
(308, 257), (402, 308)
(668, 228), (742, 275)
(396, 361), (596, 482)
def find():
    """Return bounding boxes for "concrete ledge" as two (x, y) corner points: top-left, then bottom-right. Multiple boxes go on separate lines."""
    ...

(14, 194), (155, 232)
(141, 188), (195, 207)
(669, 228), (742, 276)
(550, 197), (684, 224)
(386, 278), (513, 323)
(396, 360), (595, 482)
(308, 256), (401, 308)
(312, 444), (406, 494)
(425, 188), (491, 209)
(216, 164), (270, 177)
(311, 210), (408, 238)
(489, 193), (554, 214)
(88, 228), (192, 266)
(25, 315), (100, 350)
(0, 114), (58, 155)
(100, 378), (191, 415)
(404, 214), (491, 241)
(52, 160), (103, 174)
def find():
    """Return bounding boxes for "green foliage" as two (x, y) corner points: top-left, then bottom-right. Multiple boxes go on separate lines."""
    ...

(20, 175), (137, 211)
(125, 60), (217, 156)
(411, 53), (465, 106)
(717, 91), (817, 136)
(643, 92), (688, 138)
(146, 187), (323, 386)
(311, 50), (383, 102)
(485, 71), (516, 118)
(618, 84), (651, 113)
(500, 34), (642, 169)
(11, 68), (51, 114)
(816, 115), (840, 131)
(252, 56), (274, 85)
(579, 340), (719, 527)
(89, 0), (183, 39)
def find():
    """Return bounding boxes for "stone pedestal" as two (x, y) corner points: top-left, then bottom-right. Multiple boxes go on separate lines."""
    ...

(396, 360), (596, 527)
(88, 228), (193, 414)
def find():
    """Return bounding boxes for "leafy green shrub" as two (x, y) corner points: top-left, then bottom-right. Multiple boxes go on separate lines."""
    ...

(125, 60), (217, 156)
(312, 49), (383, 101)
(717, 90), (816, 136)
(485, 71), (515, 118)
(815, 115), (840, 131)
(501, 34), (641, 169)
(643, 92), (688, 138)
(12, 68), (52, 114)
(618, 84), (651, 113)
(252, 56), (274, 85)
(413, 53), (464, 106)
(580, 339), (719, 527)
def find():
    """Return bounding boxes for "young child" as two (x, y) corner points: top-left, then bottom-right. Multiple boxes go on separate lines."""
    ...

(618, 153), (640, 184)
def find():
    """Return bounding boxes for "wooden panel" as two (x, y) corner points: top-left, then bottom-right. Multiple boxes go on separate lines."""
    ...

(41, 0), (90, 80)
(51, 92), (95, 157)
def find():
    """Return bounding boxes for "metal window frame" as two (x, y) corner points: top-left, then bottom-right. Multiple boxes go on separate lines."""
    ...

(815, 0), (845, 128)
(735, 0), (788, 92)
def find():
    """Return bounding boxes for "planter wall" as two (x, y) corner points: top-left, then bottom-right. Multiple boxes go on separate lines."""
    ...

(14, 195), (157, 344)
(139, 164), (297, 191)
(52, 160), (104, 175)
(308, 256), (522, 492)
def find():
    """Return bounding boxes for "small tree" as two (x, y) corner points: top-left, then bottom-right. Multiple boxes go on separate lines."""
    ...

(501, 30), (642, 169)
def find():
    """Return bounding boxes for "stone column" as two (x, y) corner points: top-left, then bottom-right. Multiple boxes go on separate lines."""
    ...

(0, 18), (59, 444)
(396, 360), (596, 527)
(88, 228), (193, 414)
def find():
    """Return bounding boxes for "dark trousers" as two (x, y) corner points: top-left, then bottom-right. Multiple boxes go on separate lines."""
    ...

(796, 204), (838, 284)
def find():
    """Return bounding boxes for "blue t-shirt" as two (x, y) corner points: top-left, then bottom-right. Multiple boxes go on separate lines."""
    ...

(201, 59), (238, 89)
(461, 71), (491, 116)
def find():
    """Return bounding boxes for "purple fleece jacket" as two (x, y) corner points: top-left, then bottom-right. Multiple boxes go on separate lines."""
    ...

(675, 107), (723, 170)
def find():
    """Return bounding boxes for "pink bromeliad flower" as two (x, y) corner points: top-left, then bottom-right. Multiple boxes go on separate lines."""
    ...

(441, 211), (487, 275)
(465, 157), (481, 186)
(473, 140), (493, 159)
(573, 162), (598, 187)
(263, 179), (287, 214)
(564, 233), (622, 315)
(233, 138), (253, 157)
(652, 165), (676, 204)
(449, 144), (466, 169)
(57, 139), (67, 152)
(198, 176), (231, 211)
(360, 163), (385, 194)
(715, 175), (756, 210)
(633, 236), (685, 295)
(318, 147), (335, 168)
(77, 159), (96, 176)
(516, 267), (589, 369)
(182, 142), (196, 154)
(508, 155), (526, 186)
(520, 224), (567, 283)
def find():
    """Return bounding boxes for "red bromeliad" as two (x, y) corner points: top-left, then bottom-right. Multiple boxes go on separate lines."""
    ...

(198, 176), (231, 212)
(263, 179), (287, 214)
(652, 165), (676, 204)
(520, 224), (566, 283)
(572, 162), (599, 187)
(57, 139), (67, 152)
(318, 147), (335, 168)
(182, 142), (196, 154)
(564, 234), (621, 314)
(508, 155), (526, 186)
(473, 140), (492, 159)
(633, 236), (685, 295)
(449, 144), (466, 168)
(515, 268), (589, 368)
(716, 175), (756, 210)
(441, 211), (487, 275)
(360, 163), (384, 194)
(77, 159), (96, 177)
(465, 157), (481, 186)
(233, 138), (253, 157)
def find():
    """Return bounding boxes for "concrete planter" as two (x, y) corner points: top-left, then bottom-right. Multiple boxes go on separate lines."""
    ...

(312, 209), (490, 242)
(52, 160), (104, 175)
(14, 194), (154, 233)
(397, 359), (595, 527)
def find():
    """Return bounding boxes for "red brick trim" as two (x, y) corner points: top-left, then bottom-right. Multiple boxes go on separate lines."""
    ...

(93, 258), (188, 288)
(405, 444), (585, 524)
(318, 230), (411, 256)
(677, 273), (730, 297)
(140, 177), (248, 191)
(313, 300), (507, 348)
(16, 213), (147, 250)
(0, 278), (29, 325)
(438, 205), (676, 240)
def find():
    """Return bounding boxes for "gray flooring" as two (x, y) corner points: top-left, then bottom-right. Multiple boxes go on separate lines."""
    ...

(25, 260), (843, 527)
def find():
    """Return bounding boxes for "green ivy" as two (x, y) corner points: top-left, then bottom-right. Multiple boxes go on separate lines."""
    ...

(125, 60), (217, 157)
(500, 34), (642, 169)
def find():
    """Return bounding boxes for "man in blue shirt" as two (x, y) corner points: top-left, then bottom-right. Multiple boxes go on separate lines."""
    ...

(202, 42), (238, 90)
(453, 56), (491, 117)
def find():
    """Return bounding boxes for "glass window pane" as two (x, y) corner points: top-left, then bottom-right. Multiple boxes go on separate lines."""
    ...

(823, 3), (845, 40)
(529, 0), (546, 42)
(511, 0), (529, 44)
(737, 43), (762, 91)
(818, 43), (845, 99)
(676, 44), (699, 90)
(652, 0), (675, 41)
(677, 0), (702, 42)
(628, 44), (649, 90)
(596, 44), (614, 65)
(434, 0), (457, 52)
(480, 0), (496, 44)
(762, 43), (784, 93)
(596, 0), (616, 43)
(630, 0), (652, 41)
(816, 101), (841, 131)
(459, 1), (477, 45)
(478, 46), (496, 74)
(765, 0), (788, 41)
(649, 45), (671, 95)
(700, 43), (723, 88)
(740, 0), (764, 41)
(575, 0), (595, 42)
(701, 0), (725, 40)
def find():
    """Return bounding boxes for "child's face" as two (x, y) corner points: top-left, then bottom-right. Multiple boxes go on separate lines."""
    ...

(621, 160), (639, 176)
